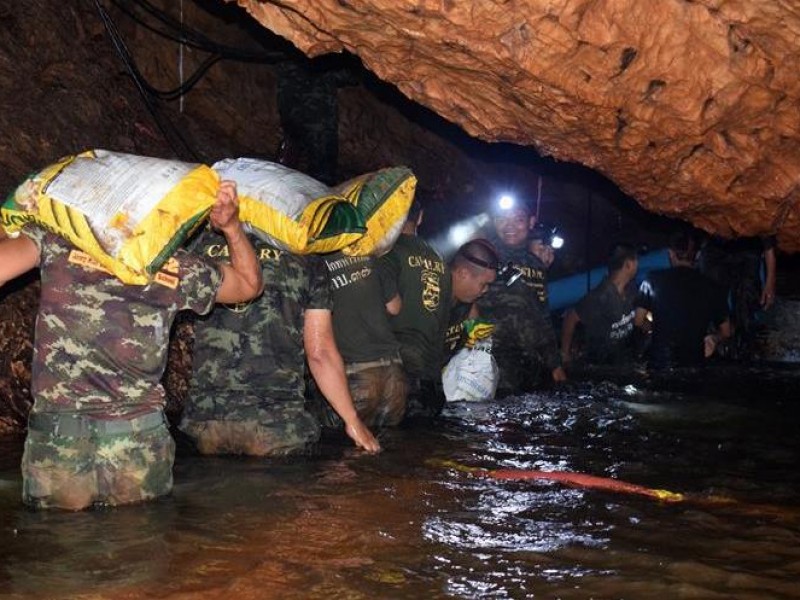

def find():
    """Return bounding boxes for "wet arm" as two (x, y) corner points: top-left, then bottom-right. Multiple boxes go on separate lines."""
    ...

(304, 309), (381, 453)
(560, 309), (581, 365)
(761, 247), (777, 308)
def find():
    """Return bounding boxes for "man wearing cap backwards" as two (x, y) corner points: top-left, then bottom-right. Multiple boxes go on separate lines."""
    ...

(479, 197), (567, 396)
(0, 181), (263, 510)
(561, 243), (640, 366)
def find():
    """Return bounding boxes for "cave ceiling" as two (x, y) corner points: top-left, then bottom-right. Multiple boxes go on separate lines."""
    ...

(232, 0), (800, 251)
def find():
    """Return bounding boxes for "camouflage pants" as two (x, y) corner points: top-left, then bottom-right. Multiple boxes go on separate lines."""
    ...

(22, 411), (174, 511)
(180, 395), (320, 457)
(308, 361), (408, 429)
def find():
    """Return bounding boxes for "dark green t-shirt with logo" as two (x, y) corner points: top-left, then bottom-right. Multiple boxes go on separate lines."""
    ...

(324, 252), (400, 363)
(378, 234), (452, 380)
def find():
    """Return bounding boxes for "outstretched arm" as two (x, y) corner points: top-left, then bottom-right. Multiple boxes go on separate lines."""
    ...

(760, 247), (777, 309)
(560, 309), (581, 366)
(210, 180), (264, 304)
(304, 309), (381, 453)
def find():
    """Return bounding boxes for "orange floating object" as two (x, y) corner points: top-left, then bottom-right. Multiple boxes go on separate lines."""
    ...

(432, 459), (684, 502)
(483, 468), (685, 502)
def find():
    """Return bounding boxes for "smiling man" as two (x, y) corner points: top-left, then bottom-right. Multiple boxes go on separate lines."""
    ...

(478, 197), (566, 395)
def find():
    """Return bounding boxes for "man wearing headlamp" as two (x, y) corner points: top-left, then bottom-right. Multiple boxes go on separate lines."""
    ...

(478, 196), (567, 396)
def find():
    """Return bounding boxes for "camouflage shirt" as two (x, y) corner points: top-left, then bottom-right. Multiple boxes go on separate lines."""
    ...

(190, 231), (331, 403)
(492, 239), (549, 308)
(378, 234), (452, 380)
(478, 241), (560, 384)
(24, 227), (221, 419)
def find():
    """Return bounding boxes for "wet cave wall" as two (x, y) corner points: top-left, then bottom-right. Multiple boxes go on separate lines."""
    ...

(0, 0), (672, 433)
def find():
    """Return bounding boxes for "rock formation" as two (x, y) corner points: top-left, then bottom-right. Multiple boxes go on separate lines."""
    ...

(234, 0), (800, 249)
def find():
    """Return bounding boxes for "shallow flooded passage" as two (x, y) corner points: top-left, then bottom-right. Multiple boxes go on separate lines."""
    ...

(1, 365), (799, 599)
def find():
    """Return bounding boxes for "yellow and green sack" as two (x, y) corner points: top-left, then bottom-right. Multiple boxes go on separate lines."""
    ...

(1, 149), (219, 284)
(212, 158), (366, 254)
(336, 167), (417, 257)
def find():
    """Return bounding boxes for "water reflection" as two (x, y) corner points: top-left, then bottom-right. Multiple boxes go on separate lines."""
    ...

(0, 365), (798, 599)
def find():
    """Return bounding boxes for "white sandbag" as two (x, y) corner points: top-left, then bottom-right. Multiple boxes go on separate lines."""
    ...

(442, 336), (499, 402)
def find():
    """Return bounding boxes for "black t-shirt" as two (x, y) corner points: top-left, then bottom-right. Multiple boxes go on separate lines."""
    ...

(699, 236), (772, 290)
(575, 277), (636, 365)
(324, 252), (399, 363)
(635, 266), (728, 368)
(378, 234), (452, 380)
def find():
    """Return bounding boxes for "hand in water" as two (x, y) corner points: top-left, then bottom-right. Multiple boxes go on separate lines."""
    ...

(703, 334), (719, 358)
(760, 286), (776, 310)
(345, 420), (382, 454)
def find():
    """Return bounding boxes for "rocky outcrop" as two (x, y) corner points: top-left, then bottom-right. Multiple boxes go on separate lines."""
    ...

(234, 0), (800, 250)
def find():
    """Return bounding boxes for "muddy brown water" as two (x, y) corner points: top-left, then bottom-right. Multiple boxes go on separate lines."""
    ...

(1, 365), (799, 599)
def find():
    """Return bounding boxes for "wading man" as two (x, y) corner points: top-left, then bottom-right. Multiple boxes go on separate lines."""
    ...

(479, 197), (566, 395)
(0, 182), (262, 510)
(561, 243), (639, 367)
(180, 229), (381, 457)
(307, 251), (407, 429)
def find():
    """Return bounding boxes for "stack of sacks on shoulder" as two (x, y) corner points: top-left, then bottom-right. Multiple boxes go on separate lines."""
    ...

(1, 149), (418, 285)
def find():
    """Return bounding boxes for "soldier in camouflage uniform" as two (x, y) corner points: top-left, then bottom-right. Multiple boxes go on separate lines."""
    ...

(181, 234), (381, 457)
(479, 199), (567, 395)
(0, 182), (263, 510)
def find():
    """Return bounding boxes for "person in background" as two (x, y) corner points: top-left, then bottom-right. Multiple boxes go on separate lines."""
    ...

(561, 243), (639, 366)
(528, 223), (559, 304)
(0, 182), (263, 510)
(635, 230), (731, 368)
(699, 234), (777, 358)
(479, 197), (566, 395)
(308, 251), (407, 429)
(181, 223), (380, 457)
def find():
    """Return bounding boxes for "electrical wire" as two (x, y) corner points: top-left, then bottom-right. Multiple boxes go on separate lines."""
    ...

(94, 0), (200, 159)
(110, 0), (286, 63)
(93, 0), (293, 159)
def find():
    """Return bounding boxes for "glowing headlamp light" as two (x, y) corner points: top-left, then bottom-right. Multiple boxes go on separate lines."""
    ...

(532, 224), (565, 249)
(497, 194), (515, 211)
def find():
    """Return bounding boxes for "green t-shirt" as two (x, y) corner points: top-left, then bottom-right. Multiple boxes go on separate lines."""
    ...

(378, 234), (452, 380)
(324, 252), (399, 363)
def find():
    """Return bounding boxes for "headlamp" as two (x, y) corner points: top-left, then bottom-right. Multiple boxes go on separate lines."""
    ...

(497, 194), (515, 211)
(461, 252), (520, 287)
(532, 223), (565, 249)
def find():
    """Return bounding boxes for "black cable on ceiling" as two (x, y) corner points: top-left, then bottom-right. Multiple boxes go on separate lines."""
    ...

(110, 0), (287, 64)
(94, 0), (200, 160)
